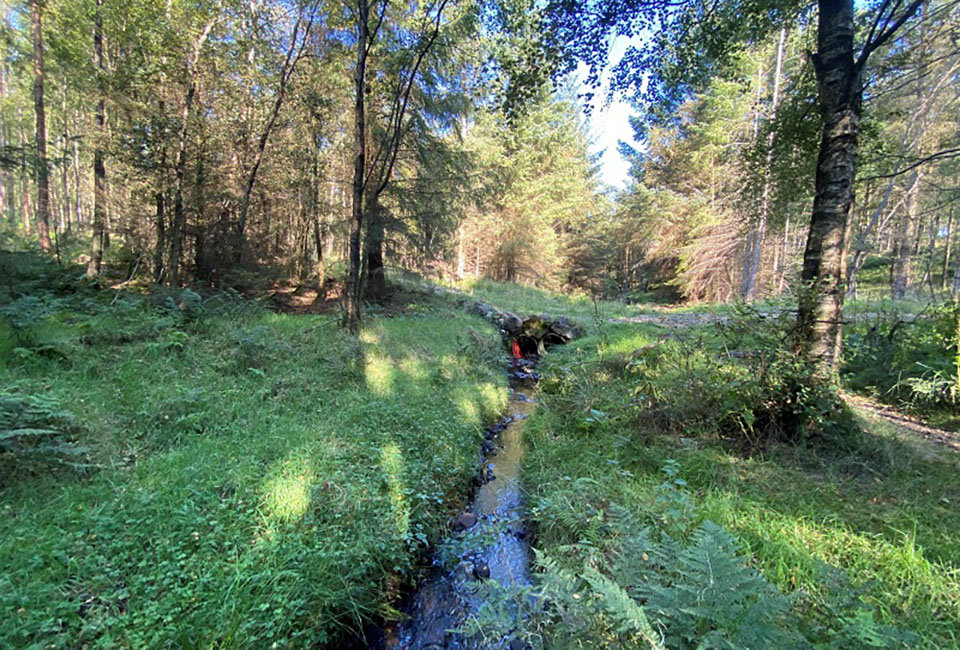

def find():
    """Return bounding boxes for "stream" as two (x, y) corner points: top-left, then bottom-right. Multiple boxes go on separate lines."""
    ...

(377, 366), (538, 650)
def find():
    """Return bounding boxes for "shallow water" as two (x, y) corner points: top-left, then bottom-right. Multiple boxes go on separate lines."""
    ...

(379, 383), (535, 650)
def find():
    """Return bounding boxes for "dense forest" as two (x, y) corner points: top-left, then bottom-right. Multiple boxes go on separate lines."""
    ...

(1, 0), (958, 320)
(2, 0), (960, 648)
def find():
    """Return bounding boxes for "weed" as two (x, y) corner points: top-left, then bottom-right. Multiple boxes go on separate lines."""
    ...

(524, 315), (960, 648)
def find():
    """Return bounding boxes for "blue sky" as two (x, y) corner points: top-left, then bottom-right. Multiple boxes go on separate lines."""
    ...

(579, 36), (646, 190)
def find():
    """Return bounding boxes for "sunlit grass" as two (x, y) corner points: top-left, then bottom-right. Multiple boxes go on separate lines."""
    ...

(262, 455), (315, 524)
(524, 321), (960, 648)
(0, 273), (508, 648)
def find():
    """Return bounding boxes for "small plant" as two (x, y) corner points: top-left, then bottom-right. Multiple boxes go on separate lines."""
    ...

(0, 390), (87, 467)
(843, 302), (960, 415)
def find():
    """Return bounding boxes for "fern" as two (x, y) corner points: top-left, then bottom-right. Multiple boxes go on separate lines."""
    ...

(534, 515), (805, 649)
(0, 391), (87, 465)
(583, 566), (666, 649)
(629, 521), (801, 649)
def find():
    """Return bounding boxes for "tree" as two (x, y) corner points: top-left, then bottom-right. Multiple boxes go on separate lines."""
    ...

(544, 0), (925, 370)
(30, 0), (52, 252)
(343, 0), (452, 333)
(86, 0), (105, 277)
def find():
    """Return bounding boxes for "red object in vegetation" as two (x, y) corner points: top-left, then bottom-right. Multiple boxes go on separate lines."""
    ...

(511, 339), (522, 360)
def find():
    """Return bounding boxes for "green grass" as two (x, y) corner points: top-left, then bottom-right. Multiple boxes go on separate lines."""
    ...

(0, 258), (507, 648)
(523, 321), (960, 648)
(451, 278), (645, 323)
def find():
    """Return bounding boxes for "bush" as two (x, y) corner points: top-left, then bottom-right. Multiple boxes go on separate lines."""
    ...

(843, 303), (959, 414)
(628, 331), (854, 451)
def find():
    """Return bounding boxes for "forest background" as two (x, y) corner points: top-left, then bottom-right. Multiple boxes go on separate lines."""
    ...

(0, 0), (956, 324)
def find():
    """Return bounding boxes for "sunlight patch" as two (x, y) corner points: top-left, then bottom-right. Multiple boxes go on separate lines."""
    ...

(398, 356), (428, 382)
(365, 354), (396, 395)
(455, 392), (480, 427)
(380, 442), (410, 539)
(262, 457), (315, 523)
(478, 382), (507, 417)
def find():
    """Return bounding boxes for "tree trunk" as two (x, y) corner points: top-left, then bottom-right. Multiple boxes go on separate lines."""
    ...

(779, 215), (791, 294)
(795, 0), (860, 370)
(31, 0), (52, 252)
(0, 59), (14, 226)
(153, 102), (167, 283)
(193, 136), (209, 281)
(86, 0), (106, 278)
(456, 226), (465, 279)
(953, 255), (960, 297)
(364, 196), (387, 300)
(168, 82), (194, 287)
(72, 111), (82, 224)
(344, 0), (369, 334)
(743, 28), (786, 301)
(942, 209), (953, 291)
(891, 170), (920, 299)
(60, 88), (70, 233)
(18, 107), (31, 235)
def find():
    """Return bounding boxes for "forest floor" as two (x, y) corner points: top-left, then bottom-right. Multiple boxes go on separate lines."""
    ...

(0, 254), (511, 648)
(2, 262), (958, 648)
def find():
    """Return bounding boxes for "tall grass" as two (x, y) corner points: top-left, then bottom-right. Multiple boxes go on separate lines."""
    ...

(0, 258), (507, 648)
(523, 321), (960, 648)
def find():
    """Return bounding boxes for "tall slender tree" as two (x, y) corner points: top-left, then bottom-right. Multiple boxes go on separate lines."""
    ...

(31, 0), (52, 252)
(86, 0), (106, 277)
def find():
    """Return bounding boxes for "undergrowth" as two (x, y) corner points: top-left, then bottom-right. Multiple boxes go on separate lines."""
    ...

(520, 317), (960, 648)
(843, 302), (960, 423)
(0, 252), (508, 648)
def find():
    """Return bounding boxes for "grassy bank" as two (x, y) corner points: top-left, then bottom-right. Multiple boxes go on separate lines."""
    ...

(449, 278), (643, 323)
(0, 254), (507, 648)
(521, 320), (960, 649)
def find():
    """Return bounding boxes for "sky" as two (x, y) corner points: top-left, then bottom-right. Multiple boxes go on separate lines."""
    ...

(579, 36), (646, 191)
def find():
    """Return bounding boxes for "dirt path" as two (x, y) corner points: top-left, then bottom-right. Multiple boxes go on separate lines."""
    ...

(845, 393), (960, 455)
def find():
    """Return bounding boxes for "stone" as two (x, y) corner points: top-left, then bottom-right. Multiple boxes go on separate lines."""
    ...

(454, 512), (478, 531)
(472, 562), (490, 580)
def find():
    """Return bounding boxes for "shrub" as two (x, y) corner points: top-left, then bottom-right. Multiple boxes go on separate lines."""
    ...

(843, 302), (959, 414)
(628, 334), (854, 451)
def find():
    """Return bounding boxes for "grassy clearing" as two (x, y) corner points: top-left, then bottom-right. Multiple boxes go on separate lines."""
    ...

(0, 254), (507, 648)
(448, 278), (644, 323)
(522, 320), (960, 648)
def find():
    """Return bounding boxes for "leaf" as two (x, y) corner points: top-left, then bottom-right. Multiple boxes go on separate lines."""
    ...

(0, 427), (60, 441)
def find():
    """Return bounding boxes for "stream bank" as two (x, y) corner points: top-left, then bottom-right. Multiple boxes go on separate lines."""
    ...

(371, 307), (582, 650)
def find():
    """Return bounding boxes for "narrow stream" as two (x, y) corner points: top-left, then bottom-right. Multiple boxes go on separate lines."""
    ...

(379, 370), (537, 650)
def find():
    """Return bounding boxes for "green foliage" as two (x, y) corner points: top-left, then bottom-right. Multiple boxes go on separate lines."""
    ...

(520, 299), (958, 648)
(520, 465), (804, 650)
(499, 461), (916, 650)
(0, 272), (508, 647)
(0, 391), (87, 468)
(628, 309), (856, 451)
(843, 303), (960, 415)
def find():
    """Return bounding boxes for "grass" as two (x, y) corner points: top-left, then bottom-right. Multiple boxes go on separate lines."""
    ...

(446, 277), (645, 324)
(522, 319), (960, 648)
(0, 254), (508, 648)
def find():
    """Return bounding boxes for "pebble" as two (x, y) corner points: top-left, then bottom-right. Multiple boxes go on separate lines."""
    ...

(454, 512), (478, 531)
(472, 562), (490, 580)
